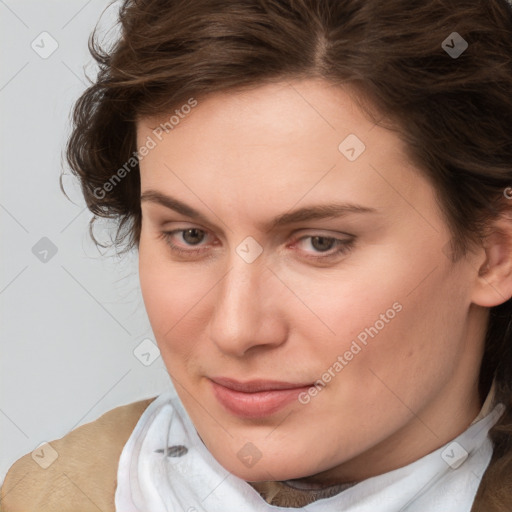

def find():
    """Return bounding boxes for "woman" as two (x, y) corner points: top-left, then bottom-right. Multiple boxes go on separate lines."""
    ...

(2, 0), (512, 510)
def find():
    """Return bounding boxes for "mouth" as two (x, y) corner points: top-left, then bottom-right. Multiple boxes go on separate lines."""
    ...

(209, 377), (313, 418)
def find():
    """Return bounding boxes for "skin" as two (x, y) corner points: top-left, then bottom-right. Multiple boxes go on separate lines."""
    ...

(135, 78), (512, 485)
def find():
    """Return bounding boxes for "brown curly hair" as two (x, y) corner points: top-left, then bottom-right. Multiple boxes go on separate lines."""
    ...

(63, 0), (512, 509)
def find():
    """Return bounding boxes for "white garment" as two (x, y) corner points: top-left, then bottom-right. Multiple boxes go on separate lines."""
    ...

(115, 386), (505, 512)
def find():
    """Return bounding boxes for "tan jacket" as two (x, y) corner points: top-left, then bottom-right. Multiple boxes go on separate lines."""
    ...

(0, 397), (156, 512)
(0, 396), (509, 511)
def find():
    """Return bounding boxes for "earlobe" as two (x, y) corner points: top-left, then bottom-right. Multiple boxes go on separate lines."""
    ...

(471, 214), (512, 308)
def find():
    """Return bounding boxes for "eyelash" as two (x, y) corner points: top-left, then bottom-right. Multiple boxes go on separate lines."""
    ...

(158, 228), (355, 262)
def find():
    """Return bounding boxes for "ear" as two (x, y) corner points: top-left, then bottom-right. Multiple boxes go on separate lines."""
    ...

(471, 210), (512, 307)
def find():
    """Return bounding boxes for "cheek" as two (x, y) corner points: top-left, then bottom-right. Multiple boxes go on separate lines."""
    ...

(331, 276), (467, 421)
(138, 238), (212, 350)
(289, 248), (467, 405)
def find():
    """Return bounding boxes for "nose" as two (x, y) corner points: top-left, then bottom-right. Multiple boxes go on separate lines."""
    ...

(208, 256), (287, 357)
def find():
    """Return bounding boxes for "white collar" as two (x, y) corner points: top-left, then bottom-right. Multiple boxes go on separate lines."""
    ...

(115, 385), (505, 511)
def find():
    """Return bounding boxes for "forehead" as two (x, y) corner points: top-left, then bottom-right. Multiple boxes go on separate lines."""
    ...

(138, 80), (376, 136)
(136, 79), (411, 170)
(135, 79), (436, 230)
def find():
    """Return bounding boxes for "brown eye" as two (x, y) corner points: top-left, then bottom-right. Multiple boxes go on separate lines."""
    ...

(182, 228), (206, 245)
(310, 236), (336, 252)
(159, 227), (214, 259)
(293, 234), (356, 262)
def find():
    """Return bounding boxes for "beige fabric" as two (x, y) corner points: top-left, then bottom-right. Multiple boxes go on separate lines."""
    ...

(248, 478), (356, 508)
(0, 397), (156, 512)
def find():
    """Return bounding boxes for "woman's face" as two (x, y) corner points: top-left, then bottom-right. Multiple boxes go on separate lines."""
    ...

(136, 79), (485, 483)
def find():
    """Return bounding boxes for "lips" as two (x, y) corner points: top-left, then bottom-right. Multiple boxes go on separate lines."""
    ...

(209, 377), (312, 418)
(210, 377), (312, 392)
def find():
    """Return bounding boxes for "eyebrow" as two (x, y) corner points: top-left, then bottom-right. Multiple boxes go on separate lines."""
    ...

(140, 190), (378, 231)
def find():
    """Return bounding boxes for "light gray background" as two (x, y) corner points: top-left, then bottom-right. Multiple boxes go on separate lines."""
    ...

(0, 0), (175, 484)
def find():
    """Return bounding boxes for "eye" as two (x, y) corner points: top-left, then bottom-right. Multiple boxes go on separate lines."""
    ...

(292, 234), (355, 261)
(159, 228), (213, 257)
(177, 228), (206, 246)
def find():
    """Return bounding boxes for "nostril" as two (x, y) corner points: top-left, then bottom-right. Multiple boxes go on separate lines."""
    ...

(154, 445), (188, 457)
